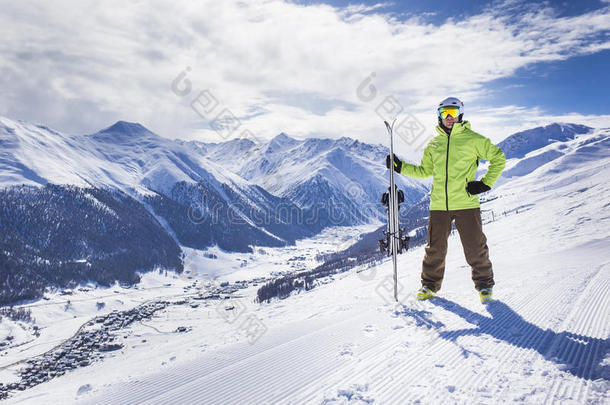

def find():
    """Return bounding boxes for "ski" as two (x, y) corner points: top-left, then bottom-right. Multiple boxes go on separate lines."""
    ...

(379, 120), (411, 301)
(379, 186), (409, 256)
(384, 119), (400, 302)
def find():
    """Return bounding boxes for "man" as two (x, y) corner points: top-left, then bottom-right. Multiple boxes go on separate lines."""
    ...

(386, 97), (505, 303)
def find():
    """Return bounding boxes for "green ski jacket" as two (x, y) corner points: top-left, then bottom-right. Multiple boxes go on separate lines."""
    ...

(400, 121), (506, 211)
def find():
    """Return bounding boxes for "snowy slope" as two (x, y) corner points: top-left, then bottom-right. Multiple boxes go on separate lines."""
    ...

(0, 118), (267, 198)
(495, 125), (609, 188)
(0, 118), (225, 194)
(0, 118), (111, 188)
(6, 129), (610, 404)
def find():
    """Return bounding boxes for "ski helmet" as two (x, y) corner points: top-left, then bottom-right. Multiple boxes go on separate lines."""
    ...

(437, 97), (464, 121)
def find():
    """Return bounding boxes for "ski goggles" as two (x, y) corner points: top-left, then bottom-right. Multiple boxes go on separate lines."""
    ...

(437, 106), (461, 119)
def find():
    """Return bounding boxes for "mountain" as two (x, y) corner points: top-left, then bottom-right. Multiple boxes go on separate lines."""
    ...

(1, 117), (413, 232)
(497, 123), (592, 159)
(88, 121), (157, 143)
(0, 117), (321, 250)
(0, 117), (428, 304)
(501, 126), (610, 186)
(200, 133), (430, 225)
(0, 184), (183, 305)
(496, 123), (600, 183)
(0, 118), (325, 304)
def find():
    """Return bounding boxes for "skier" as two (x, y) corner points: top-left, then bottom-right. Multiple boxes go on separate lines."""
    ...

(386, 97), (505, 303)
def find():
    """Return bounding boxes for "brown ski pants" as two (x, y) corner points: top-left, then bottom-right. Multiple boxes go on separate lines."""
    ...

(422, 208), (494, 292)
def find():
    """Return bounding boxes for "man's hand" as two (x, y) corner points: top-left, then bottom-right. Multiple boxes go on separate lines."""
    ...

(385, 154), (403, 173)
(466, 181), (491, 195)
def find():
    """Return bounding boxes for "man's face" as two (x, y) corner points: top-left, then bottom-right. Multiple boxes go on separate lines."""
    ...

(441, 114), (458, 128)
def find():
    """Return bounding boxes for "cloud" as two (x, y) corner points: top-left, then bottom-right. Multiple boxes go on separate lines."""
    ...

(340, 2), (393, 17)
(0, 0), (608, 149)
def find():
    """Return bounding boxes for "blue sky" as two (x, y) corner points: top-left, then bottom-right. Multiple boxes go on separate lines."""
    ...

(297, 0), (609, 21)
(487, 49), (610, 113)
(297, 0), (610, 115)
(0, 0), (609, 150)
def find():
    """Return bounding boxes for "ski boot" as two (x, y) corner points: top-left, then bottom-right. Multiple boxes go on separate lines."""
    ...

(416, 286), (435, 301)
(479, 288), (493, 303)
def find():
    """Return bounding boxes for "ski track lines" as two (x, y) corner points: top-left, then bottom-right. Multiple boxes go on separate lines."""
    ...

(11, 257), (608, 404)
(281, 299), (440, 404)
(82, 308), (380, 405)
(286, 263), (608, 404)
(470, 267), (590, 403)
(544, 262), (610, 404)
(77, 264), (608, 405)
(412, 264), (607, 404)
(425, 264), (607, 404)
(289, 291), (531, 404)
(474, 264), (602, 404)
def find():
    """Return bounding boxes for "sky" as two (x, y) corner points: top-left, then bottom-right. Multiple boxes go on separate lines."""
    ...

(1, 0), (609, 157)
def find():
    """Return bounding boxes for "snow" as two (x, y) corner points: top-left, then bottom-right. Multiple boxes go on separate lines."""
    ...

(0, 116), (421, 249)
(3, 128), (610, 404)
(202, 130), (429, 216)
(497, 123), (592, 159)
(0, 117), (274, 199)
(181, 224), (376, 282)
(0, 274), (188, 379)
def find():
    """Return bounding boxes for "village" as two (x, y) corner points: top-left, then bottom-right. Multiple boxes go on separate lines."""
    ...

(0, 275), (277, 400)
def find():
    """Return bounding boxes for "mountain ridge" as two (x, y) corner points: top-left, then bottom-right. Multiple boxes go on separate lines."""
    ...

(497, 122), (592, 159)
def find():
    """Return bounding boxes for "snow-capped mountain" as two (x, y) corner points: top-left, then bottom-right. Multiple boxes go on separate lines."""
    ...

(497, 122), (592, 159)
(1, 118), (277, 198)
(198, 133), (429, 224)
(0, 118), (322, 304)
(495, 123), (604, 184)
(498, 126), (610, 191)
(0, 116), (427, 304)
(0, 118), (322, 250)
(0, 118), (425, 229)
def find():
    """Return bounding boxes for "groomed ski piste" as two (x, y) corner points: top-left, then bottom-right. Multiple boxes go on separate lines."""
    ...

(4, 129), (610, 404)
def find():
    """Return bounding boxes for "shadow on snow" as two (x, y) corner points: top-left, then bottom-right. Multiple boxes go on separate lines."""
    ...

(394, 298), (609, 381)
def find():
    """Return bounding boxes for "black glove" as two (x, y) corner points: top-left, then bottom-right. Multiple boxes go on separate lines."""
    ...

(385, 154), (402, 173)
(466, 181), (491, 195)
